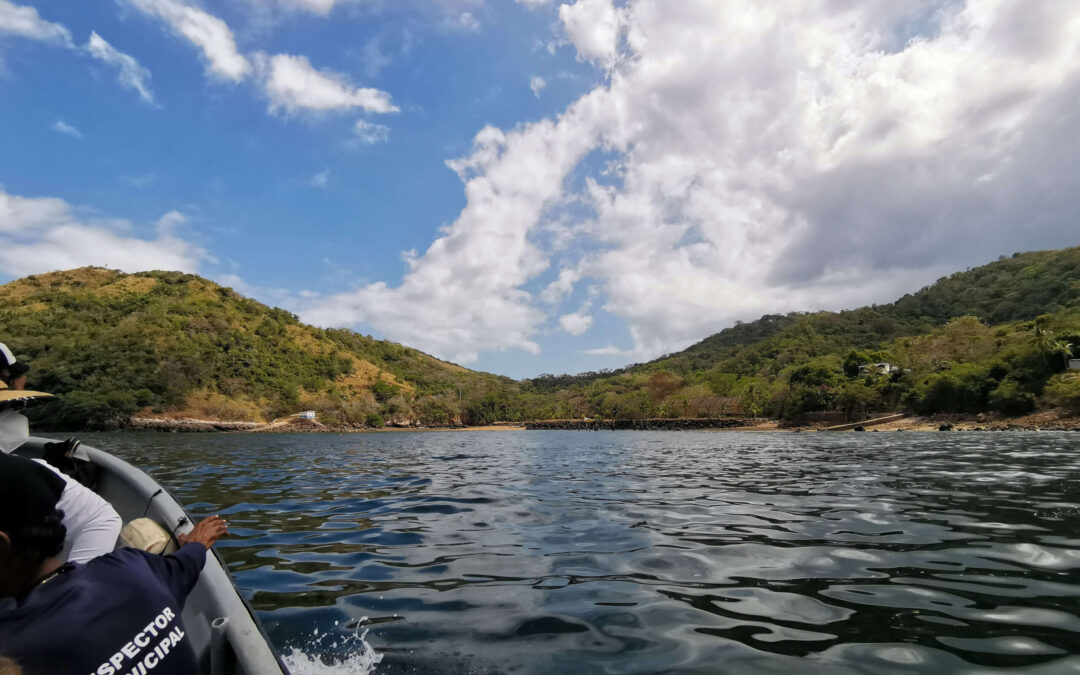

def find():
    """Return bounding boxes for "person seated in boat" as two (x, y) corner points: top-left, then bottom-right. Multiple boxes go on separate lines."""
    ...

(0, 347), (95, 483)
(0, 347), (99, 486)
(0, 385), (121, 564)
(0, 452), (229, 675)
(0, 345), (28, 391)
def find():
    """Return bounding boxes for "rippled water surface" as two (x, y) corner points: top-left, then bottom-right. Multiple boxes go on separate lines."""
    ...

(79, 430), (1080, 674)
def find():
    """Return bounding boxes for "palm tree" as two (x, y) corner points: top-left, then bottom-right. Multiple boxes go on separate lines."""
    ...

(1027, 320), (1072, 370)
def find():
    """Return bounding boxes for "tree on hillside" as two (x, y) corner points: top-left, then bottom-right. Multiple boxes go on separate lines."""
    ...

(838, 381), (878, 418)
(942, 316), (995, 363)
(1025, 318), (1075, 371)
(1043, 372), (1080, 413)
(646, 371), (683, 404)
(893, 316), (994, 372)
(843, 350), (872, 378)
(674, 384), (706, 417)
(706, 371), (741, 396)
(914, 363), (993, 414)
(736, 379), (770, 418)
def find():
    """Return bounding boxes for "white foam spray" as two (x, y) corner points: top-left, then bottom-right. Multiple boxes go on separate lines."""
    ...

(281, 619), (383, 675)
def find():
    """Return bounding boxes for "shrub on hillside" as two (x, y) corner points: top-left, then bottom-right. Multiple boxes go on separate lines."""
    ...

(837, 381), (880, 416)
(416, 395), (459, 425)
(914, 363), (993, 414)
(1042, 374), (1080, 414)
(988, 379), (1036, 416)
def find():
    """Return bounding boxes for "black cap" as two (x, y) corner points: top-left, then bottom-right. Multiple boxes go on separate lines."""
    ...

(0, 343), (28, 377)
(0, 454), (64, 536)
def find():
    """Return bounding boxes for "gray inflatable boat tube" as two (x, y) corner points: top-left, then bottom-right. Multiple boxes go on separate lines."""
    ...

(16, 437), (290, 675)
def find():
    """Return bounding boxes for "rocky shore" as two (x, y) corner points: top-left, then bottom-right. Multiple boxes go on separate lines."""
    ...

(127, 417), (265, 432)
(525, 418), (751, 430)
(122, 411), (1079, 433)
(126, 416), (522, 433)
(864, 410), (1080, 432)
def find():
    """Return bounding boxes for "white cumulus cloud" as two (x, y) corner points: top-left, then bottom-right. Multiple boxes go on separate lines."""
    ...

(51, 120), (81, 138)
(0, 187), (210, 278)
(301, 93), (606, 363)
(257, 53), (397, 114)
(302, 0), (1080, 367)
(124, 0), (250, 82)
(278, 0), (339, 15)
(559, 309), (593, 336)
(530, 75), (546, 97)
(353, 119), (390, 144)
(454, 11), (480, 32)
(558, 0), (623, 68)
(85, 32), (155, 103)
(0, 0), (70, 44)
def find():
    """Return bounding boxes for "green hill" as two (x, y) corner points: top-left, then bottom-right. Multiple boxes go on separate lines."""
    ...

(644, 247), (1080, 376)
(523, 246), (1080, 419)
(0, 268), (515, 429)
(4, 247), (1080, 430)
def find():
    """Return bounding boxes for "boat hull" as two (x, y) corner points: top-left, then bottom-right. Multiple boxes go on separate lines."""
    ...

(16, 437), (289, 675)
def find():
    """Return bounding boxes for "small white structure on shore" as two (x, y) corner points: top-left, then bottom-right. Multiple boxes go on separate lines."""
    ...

(1069, 359), (1080, 370)
(297, 410), (317, 420)
(859, 362), (898, 375)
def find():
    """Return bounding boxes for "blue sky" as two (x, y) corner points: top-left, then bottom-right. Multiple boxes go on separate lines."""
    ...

(3, 0), (1080, 379)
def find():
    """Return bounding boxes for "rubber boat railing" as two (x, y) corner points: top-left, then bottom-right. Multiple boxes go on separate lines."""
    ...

(15, 437), (290, 675)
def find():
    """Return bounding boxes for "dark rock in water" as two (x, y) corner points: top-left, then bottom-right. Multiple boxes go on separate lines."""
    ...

(939, 422), (954, 431)
(853, 426), (865, 432)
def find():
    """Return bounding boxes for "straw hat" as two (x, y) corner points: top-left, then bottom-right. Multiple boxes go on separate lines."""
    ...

(0, 380), (54, 409)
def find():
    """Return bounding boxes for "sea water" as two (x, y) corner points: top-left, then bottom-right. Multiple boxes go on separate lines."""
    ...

(81, 430), (1080, 674)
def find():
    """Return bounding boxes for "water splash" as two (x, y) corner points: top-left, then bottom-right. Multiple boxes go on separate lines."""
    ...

(281, 619), (383, 675)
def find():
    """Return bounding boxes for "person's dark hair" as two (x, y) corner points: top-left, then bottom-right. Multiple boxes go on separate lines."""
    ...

(8, 509), (66, 566)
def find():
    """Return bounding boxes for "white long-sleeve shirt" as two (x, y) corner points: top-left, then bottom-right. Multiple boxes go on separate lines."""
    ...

(33, 458), (123, 563)
(1, 408), (122, 562)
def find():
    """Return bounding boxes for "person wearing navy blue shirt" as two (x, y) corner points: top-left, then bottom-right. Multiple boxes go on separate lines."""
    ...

(0, 452), (228, 675)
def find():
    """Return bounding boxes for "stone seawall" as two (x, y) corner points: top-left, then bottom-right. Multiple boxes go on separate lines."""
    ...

(525, 418), (750, 431)
(128, 417), (265, 432)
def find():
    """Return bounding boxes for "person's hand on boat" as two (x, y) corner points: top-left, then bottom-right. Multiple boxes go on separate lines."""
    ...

(178, 514), (229, 550)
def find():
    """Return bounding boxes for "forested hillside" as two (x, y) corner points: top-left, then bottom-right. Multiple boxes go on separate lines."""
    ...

(0, 268), (515, 429)
(522, 247), (1080, 420)
(3, 247), (1080, 430)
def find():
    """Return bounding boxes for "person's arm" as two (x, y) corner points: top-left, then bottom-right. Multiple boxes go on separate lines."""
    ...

(140, 515), (229, 603)
(65, 505), (122, 564)
(32, 459), (122, 563)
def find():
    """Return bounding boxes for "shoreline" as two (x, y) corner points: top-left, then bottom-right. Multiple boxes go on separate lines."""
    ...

(122, 416), (528, 433)
(103, 411), (1080, 434)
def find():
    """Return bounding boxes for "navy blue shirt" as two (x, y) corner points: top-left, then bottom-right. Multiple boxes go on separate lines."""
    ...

(0, 542), (206, 675)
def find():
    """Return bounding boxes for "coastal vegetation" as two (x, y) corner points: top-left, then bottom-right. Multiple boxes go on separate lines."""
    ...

(1, 247), (1078, 430)
(0, 268), (512, 429)
(521, 247), (1080, 423)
